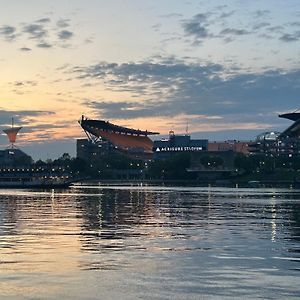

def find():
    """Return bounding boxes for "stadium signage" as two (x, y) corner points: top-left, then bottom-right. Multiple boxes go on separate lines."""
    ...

(155, 146), (203, 152)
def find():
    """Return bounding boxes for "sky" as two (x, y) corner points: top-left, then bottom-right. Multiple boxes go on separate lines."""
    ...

(0, 0), (299, 160)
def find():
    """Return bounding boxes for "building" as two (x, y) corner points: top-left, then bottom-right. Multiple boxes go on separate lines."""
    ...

(78, 116), (159, 159)
(0, 148), (33, 167)
(250, 111), (300, 156)
(76, 138), (111, 161)
(153, 131), (208, 160)
(208, 140), (250, 155)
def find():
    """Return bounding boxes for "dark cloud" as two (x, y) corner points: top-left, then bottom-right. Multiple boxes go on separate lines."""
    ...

(160, 13), (183, 19)
(19, 46), (32, 52)
(36, 18), (51, 23)
(152, 23), (162, 32)
(23, 23), (47, 39)
(214, 5), (228, 11)
(12, 80), (37, 87)
(37, 42), (52, 48)
(71, 61), (223, 96)
(253, 10), (270, 18)
(0, 25), (17, 41)
(0, 16), (75, 50)
(220, 28), (250, 36)
(56, 19), (70, 28)
(252, 22), (270, 30)
(266, 26), (284, 33)
(279, 31), (300, 42)
(182, 11), (252, 45)
(84, 37), (93, 44)
(182, 13), (210, 43)
(72, 59), (300, 133)
(181, 8), (300, 46)
(0, 109), (54, 127)
(288, 22), (300, 27)
(58, 30), (73, 40)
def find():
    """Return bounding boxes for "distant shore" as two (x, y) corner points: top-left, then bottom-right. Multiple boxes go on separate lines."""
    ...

(73, 179), (300, 188)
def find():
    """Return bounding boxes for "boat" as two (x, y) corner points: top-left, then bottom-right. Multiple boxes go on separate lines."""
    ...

(0, 168), (73, 188)
(247, 180), (262, 188)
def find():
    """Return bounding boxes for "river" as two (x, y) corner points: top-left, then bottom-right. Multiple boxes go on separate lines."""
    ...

(0, 185), (299, 299)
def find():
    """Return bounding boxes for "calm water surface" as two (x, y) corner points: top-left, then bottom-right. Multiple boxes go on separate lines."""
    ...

(0, 185), (299, 299)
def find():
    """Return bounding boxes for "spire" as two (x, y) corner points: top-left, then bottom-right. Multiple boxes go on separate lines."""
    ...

(185, 119), (189, 135)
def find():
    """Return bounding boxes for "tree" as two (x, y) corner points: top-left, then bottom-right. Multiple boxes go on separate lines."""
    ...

(200, 155), (224, 169)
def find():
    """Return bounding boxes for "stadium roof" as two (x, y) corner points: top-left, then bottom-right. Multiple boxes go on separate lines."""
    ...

(279, 112), (300, 121)
(79, 116), (159, 136)
(279, 112), (300, 138)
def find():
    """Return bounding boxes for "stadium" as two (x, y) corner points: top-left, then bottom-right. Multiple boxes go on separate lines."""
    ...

(78, 115), (159, 159)
(250, 110), (300, 156)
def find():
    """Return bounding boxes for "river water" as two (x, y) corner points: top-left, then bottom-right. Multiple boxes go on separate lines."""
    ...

(0, 185), (299, 299)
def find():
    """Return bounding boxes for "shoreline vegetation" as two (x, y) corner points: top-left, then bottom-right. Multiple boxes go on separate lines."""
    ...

(14, 151), (300, 188)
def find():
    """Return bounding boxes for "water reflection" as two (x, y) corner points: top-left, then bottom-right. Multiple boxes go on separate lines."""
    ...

(0, 186), (299, 299)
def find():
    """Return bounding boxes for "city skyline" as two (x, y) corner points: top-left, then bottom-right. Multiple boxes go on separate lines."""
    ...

(0, 0), (299, 159)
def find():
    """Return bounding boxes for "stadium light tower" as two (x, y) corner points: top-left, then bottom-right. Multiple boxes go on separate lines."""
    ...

(3, 118), (22, 148)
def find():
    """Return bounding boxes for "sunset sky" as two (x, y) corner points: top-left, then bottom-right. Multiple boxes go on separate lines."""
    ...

(0, 0), (299, 159)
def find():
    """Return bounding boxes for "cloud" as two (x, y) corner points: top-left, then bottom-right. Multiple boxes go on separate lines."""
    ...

(182, 13), (210, 43)
(252, 22), (270, 30)
(182, 11), (251, 45)
(266, 26), (284, 33)
(56, 19), (70, 28)
(160, 13), (183, 19)
(0, 25), (17, 41)
(289, 22), (300, 27)
(22, 23), (47, 39)
(279, 31), (300, 42)
(219, 11), (235, 19)
(0, 16), (76, 50)
(71, 60), (223, 100)
(181, 8), (300, 46)
(12, 80), (37, 87)
(219, 27), (251, 43)
(8, 80), (38, 95)
(0, 109), (54, 127)
(58, 30), (73, 40)
(37, 42), (52, 48)
(220, 28), (250, 36)
(253, 10), (270, 18)
(70, 58), (300, 134)
(36, 17), (51, 23)
(19, 47), (32, 52)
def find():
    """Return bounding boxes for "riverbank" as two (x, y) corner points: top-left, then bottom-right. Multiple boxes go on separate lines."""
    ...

(73, 178), (300, 189)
